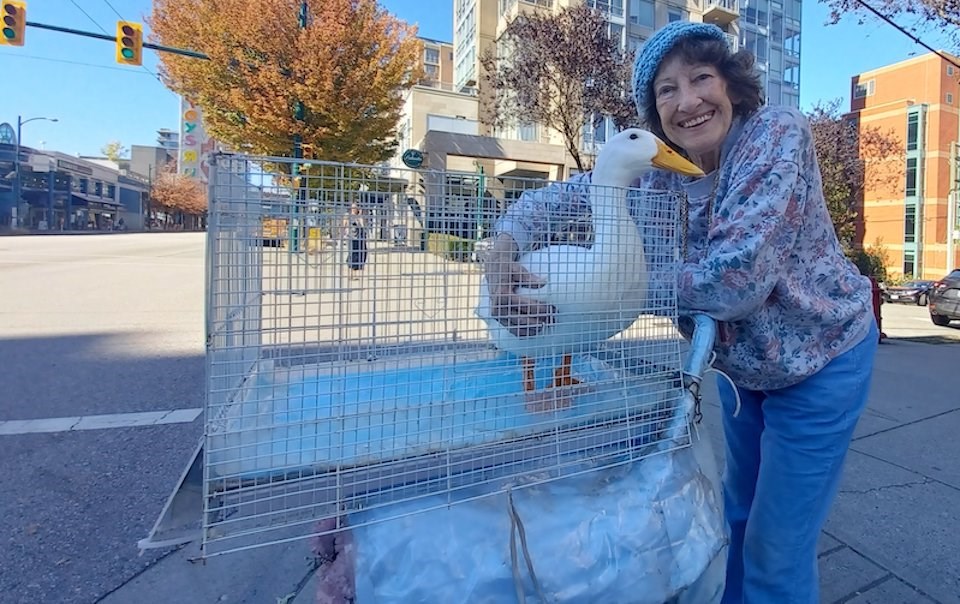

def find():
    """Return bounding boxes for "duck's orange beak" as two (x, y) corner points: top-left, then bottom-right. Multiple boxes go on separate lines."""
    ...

(651, 139), (705, 177)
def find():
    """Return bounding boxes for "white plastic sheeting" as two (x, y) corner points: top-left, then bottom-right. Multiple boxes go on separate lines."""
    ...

(343, 421), (726, 604)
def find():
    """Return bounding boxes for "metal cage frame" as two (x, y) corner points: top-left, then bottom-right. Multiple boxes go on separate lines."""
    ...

(140, 152), (716, 558)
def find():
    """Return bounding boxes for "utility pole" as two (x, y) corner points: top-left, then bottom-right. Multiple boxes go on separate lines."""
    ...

(13, 114), (58, 228)
(147, 163), (153, 230)
(949, 142), (958, 273)
(290, 0), (307, 253)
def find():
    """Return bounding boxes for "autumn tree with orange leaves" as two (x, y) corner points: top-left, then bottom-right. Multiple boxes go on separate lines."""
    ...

(150, 163), (207, 225)
(149, 0), (422, 165)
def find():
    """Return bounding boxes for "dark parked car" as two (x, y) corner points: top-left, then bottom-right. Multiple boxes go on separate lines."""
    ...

(882, 279), (936, 306)
(929, 269), (960, 327)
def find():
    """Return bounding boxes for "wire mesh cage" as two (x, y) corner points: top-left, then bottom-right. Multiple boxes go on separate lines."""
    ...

(202, 152), (692, 556)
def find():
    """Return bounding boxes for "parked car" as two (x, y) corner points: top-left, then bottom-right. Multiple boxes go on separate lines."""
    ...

(882, 279), (936, 306)
(928, 269), (960, 327)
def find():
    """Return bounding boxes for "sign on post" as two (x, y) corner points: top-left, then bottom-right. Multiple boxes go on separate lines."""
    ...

(401, 149), (424, 169)
(179, 97), (214, 183)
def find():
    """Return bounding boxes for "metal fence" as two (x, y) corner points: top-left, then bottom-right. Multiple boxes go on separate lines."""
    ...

(201, 153), (691, 556)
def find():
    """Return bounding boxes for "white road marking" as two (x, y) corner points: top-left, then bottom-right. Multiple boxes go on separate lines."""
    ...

(0, 408), (203, 435)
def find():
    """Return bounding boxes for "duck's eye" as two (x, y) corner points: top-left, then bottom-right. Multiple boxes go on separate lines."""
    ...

(629, 133), (638, 140)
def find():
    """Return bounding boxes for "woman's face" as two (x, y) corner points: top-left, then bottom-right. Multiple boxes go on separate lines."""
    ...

(653, 54), (734, 172)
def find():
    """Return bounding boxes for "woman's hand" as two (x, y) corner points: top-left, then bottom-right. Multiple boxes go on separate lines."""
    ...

(481, 234), (556, 337)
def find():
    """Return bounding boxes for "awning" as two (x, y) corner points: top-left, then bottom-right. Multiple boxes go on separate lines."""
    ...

(71, 192), (122, 208)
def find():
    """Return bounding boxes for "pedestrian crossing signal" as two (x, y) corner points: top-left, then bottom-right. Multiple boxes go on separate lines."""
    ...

(116, 20), (142, 66)
(0, 0), (26, 47)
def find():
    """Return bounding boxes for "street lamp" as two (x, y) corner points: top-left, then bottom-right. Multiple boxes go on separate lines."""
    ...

(13, 115), (58, 227)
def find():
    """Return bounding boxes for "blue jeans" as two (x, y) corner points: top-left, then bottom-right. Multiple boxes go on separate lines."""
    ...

(719, 322), (878, 604)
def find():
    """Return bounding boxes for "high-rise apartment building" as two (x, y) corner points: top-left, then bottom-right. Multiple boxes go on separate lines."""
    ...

(394, 0), (802, 181)
(739, 0), (802, 107)
(850, 53), (960, 278)
(449, 0), (799, 150)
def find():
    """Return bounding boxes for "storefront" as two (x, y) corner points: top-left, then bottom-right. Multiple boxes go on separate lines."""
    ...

(1, 141), (149, 231)
(18, 167), (71, 230)
(69, 193), (123, 230)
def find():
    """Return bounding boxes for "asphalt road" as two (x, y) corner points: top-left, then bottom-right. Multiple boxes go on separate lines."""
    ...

(878, 295), (960, 343)
(1, 232), (957, 604)
(0, 233), (206, 603)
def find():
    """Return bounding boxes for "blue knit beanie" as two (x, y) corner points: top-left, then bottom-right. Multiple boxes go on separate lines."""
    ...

(633, 21), (729, 117)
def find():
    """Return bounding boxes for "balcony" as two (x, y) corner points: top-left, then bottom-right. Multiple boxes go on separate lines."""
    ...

(704, 0), (739, 26)
(417, 79), (478, 96)
(725, 33), (739, 53)
(426, 114), (480, 136)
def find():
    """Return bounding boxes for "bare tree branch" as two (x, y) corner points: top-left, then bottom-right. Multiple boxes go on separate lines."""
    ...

(480, 5), (635, 172)
(807, 99), (903, 252)
(821, 0), (960, 51)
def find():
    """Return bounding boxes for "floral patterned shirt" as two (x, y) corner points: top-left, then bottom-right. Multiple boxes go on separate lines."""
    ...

(494, 105), (873, 391)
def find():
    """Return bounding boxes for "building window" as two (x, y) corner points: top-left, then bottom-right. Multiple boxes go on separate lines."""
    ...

(788, 0), (802, 19)
(744, 4), (768, 25)
(608, 22), (623, 45)
(770, 14), (783, 44)
(744, 29), (768, 62)
(587, 0), (624, 17)
(424, 47), (440, 65)
(424, 64), (439, 80)
(906, 113), (919, 151)
(629, 0), (655, 27)
(948, 65), (955, 76)
(783, 28), (800, 58)
(903, 252), (915, 278)
(904, 206), (916, 243)
(905, 158), (918, 197)
(518, 122), (538, 142)
(853, 79), (875, 99)
(584, 113), (617, 148)
(768, 81), (782, 105)
(948, 93), (954, 105)
(783, 65), (800, 90)
(667, 7), (688, 22)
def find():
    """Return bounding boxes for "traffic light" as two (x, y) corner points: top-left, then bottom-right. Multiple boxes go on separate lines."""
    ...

(0, 1), (26, 47)
(115, 20), (142, 66)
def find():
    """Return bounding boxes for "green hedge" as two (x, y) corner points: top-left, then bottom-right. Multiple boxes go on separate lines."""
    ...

(425, 233), (475, 262)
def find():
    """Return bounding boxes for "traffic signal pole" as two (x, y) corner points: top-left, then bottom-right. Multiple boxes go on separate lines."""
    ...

(290, 1), (308, 253)
(24, 20), (209, 60)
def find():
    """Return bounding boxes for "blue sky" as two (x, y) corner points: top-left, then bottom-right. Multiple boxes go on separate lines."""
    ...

(0, 0), (953, 158)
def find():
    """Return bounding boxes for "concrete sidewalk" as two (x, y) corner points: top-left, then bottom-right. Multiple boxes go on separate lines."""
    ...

(102, 334), (959, 604)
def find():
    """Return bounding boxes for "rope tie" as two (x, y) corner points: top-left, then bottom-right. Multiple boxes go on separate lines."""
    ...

(704, 351), (741, 418)
(507, 488), (548, 604)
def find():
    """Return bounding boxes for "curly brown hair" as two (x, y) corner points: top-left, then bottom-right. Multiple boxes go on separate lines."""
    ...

(641, 37), (764, 150)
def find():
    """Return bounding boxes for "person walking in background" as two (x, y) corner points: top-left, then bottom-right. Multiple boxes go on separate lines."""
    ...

(346, 205), (368, 279)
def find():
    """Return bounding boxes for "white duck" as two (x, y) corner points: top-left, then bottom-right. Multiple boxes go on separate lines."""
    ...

(477, 128), (703, 410)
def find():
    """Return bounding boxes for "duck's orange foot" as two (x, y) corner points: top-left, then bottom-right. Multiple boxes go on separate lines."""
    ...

(552, 363), (581, 388)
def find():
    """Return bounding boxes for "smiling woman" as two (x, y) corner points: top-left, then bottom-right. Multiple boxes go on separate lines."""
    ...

(653, 59), (734, 172)
(633, 22), (763, 173)
(482, 20), (879, 604)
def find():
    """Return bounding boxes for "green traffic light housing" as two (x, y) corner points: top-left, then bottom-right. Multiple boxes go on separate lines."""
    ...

(115, 20), (142, 66)
(0, 1), (26, 47)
